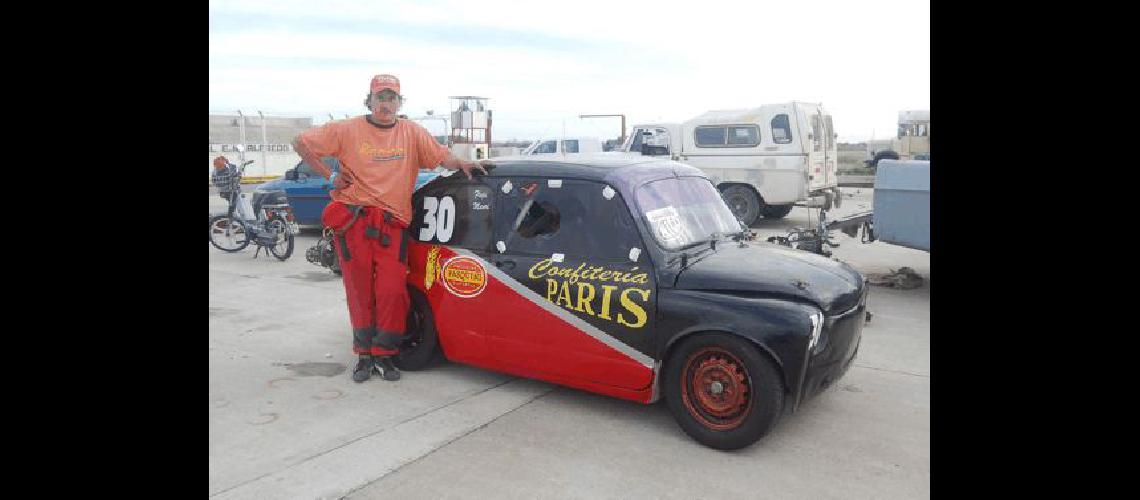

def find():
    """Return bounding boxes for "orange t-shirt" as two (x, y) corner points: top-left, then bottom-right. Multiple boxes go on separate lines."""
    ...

(298, 116), (449, 225)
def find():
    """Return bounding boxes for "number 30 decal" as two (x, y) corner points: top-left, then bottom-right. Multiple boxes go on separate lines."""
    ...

(420, 196), (456, 243)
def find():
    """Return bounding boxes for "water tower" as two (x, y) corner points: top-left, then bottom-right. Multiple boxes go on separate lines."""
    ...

(449, 96), (491, 160)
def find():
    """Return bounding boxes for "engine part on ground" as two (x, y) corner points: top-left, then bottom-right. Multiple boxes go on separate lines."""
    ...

(306, 228), (341, 273)
(867, 267), (923, 289)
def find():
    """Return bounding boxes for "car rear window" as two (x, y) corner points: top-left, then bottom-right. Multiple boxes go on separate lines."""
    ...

(695, 125), (760, 147)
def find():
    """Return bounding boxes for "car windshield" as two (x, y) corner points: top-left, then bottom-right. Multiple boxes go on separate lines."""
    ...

(634, 176), (741, 250)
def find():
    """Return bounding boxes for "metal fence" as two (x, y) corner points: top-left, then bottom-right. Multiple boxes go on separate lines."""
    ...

(208, 110), (358, 181)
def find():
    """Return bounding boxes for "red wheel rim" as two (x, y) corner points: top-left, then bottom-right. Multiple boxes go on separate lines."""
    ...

(680, 346), (752, 431)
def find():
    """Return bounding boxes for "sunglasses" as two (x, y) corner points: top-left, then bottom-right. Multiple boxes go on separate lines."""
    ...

(373, 92), (401, 103)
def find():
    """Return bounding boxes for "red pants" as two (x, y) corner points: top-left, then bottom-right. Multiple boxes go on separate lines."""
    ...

(321, 201), (409, 357)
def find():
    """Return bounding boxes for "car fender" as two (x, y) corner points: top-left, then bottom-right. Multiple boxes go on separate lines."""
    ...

(651, 289), (817, 405)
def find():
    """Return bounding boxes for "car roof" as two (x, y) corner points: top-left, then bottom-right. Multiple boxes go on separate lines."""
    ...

(477, 154), (707, 185)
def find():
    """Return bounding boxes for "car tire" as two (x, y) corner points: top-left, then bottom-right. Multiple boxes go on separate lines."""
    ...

(760, 203), (794, 219)
(720, 185), (761, 227)
(665, 333), (785, 450)
(393, 289), (442, 371)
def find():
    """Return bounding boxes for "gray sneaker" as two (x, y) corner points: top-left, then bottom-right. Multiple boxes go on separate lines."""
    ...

(352, 356), (373, 383)
(373, 357), (401, 381)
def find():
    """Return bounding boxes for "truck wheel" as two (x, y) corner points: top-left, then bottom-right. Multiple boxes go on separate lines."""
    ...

(665, 333), (785, 450)
(760, 203), (794, 219)
(393, 289), (442, 371)
(720, 185), (760, 227)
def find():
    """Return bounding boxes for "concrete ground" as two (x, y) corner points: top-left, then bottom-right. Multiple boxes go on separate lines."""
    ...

(209, 187), (929, 499)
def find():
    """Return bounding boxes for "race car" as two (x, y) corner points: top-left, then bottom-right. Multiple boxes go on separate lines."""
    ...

(395, 155), (867, 450)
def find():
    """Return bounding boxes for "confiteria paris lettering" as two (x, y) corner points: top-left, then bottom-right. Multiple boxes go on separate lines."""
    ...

(528, 258), (651, 328)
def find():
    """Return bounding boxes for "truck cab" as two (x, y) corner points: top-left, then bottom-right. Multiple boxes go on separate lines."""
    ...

(619, 103), (842, 226)
(522, 136), (604, 155)
(867, 110), (930, 166)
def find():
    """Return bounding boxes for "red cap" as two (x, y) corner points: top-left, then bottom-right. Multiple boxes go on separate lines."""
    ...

(370, 74), (401, 95)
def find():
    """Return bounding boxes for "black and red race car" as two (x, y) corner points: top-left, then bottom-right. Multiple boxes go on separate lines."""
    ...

(394, 156), (867, 450)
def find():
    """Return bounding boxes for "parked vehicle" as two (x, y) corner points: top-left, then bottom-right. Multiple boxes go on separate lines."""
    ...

(866, 110), (929, 168)
(395, 156), (867, 450)
(769, 159), (930, 255)
(209, 158), (298, 260)
(618, 102), (843, 226)
(264, 157), (440, 226)
(522, 136), (604, 155)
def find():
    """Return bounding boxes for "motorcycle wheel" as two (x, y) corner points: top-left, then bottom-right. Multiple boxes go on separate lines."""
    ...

(209, 216), (250, 252)
(267, 216), (294, 261)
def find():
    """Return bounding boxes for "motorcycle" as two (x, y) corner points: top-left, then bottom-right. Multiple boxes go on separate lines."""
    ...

(209, 152), (298, 260)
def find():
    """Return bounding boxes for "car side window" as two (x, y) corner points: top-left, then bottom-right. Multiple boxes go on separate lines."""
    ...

(534, 141), (557, 154)
(771, 114), (793, 144)
(411, 181), (493, 250)
(495, 179), (641, 261)
(629, 130), (645, 152)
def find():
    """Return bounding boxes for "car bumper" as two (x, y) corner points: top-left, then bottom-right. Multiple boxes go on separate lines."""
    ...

(798, 290), (867, 403)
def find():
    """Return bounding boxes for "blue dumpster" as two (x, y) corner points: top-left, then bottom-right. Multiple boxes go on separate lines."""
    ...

(872, 160), (930, 251)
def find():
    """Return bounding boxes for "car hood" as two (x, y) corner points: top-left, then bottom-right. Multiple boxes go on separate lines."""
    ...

(672, 242), (865, 314)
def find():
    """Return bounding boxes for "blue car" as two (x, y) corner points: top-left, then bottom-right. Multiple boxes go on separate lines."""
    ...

(261, 157), (440, 226)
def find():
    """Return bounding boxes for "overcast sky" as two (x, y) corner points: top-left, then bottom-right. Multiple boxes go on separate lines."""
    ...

(209, 0), (928, 143)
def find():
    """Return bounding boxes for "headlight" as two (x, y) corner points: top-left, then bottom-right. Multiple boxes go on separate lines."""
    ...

(808, 310), (824, 354)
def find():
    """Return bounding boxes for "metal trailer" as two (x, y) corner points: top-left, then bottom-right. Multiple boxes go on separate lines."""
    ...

(769, 160), (930, 256)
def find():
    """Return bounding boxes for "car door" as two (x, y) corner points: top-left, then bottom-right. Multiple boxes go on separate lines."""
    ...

(408, 176), (497, 365)
(823, 114), (838, 186)
(482, 176), (656, 390)
(806, 106), (828, 192)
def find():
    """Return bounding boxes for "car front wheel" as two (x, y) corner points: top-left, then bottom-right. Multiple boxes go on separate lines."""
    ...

(664, 333), (785, 450)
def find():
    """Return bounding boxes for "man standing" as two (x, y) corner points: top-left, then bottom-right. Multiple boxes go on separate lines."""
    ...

(293, 74), (485, 383)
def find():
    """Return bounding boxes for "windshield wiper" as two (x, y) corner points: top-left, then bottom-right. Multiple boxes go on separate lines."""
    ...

(704, 229), (748, 250)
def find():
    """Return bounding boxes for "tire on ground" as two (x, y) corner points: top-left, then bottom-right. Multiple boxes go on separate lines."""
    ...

(665, 332), (785, 450)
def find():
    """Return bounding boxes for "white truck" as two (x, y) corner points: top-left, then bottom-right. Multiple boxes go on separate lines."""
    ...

(867, 110), (930, 166)
(522, 136), (604, 155)
(618, 102), (842, 226)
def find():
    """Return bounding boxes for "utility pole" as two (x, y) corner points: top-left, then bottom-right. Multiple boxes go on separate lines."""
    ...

(236, 110), (246, 164)
(258, 110), (267, 176)
(579, 114), (626, 145)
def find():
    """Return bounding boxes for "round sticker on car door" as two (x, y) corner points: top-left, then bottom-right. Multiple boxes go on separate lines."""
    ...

(440, 256), (488, 298)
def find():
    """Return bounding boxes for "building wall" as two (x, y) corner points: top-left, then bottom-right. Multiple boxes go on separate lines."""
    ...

(209, 114), (315, 179)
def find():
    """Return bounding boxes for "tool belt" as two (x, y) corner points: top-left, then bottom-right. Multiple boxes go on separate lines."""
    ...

(335, 205), (407, 263)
